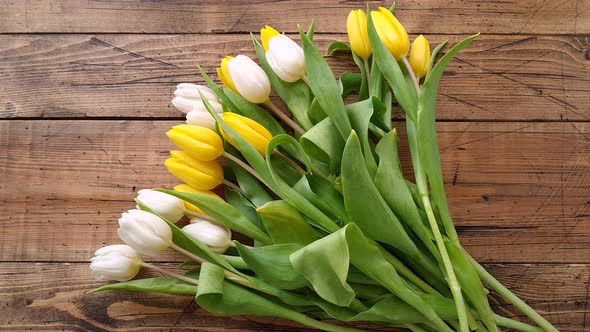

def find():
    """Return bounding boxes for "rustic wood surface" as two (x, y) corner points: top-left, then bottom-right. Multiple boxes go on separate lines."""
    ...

(0, 0), (588, 331)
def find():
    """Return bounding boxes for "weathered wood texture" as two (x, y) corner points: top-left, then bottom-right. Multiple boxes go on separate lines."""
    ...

(1, 33), (589, 121)
(1, 120), (588, 264)
(1, 263), (586, 331)
(1, 0), (589, 34)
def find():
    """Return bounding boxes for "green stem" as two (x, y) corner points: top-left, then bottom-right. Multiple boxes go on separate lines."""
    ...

(264, 100), (306, 135)
(273, 150), (306, 175)
(496, 315), (545, 332)
(467, 253), (558, 332)
(223, 152), (271, 188)
(220, 255), (250, 270)
(363, 58), (371, 93)
(141, 262), (199, 286)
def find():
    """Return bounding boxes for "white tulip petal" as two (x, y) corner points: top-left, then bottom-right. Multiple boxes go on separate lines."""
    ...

(186, 110), (218, 130)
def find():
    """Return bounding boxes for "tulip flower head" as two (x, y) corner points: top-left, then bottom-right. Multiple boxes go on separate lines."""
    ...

(183, 219), (232, 253)
(165, 150), (223, 191)
(217, 55), (271, 104)
(220, 112), (273, 155)
(409, 35), (431, 79)
(117, 209), (173, 257)
(136, 189), (186, 223)
(166, 125), (224, 161)
(90, 244), (143, 282)
(173, 183), (223, 215)
(347, 10), (371, 60)
(173, 84), (223, 130)
(260, 25), (306, 82)
(370, 7), (410, 60)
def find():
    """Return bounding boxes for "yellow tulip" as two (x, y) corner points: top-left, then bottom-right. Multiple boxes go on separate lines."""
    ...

(346, 10), (371, 60)
(220, 112), (272, 155)
(409, 35), (431, 79)
(165, 151), (223, 191)
(370, 7), (410, 60)
(260, 25), (280, 52)
(173, 183), (223, 214)
(166, 125), (224, 161)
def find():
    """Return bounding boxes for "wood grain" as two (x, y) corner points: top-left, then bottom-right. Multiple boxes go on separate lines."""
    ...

(1, 0), (588, 34)
(1, 34), (589, 121)
(0, 263), (584, 331)
(1, 120), (588, 263)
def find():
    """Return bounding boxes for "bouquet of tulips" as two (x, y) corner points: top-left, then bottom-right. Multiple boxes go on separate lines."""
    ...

(89, 5), (558, 332)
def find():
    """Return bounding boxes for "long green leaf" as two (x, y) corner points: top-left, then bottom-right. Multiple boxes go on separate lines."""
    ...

(236, 242), (308, 290)
(91, 277), (198, 295)
(366, 11), (417, 119)
(257, 200), (322, 246)
(299, 27), (352, 140)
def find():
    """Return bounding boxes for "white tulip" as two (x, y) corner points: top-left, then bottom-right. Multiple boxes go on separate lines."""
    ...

(136, 189), (186, 223)
(186, 110), (217, 131)
(182, 218), (232, 253)
(171, 83), (223, 114)
(219, 55), (270, 104)
(266, 34), (306, 82)
(90, 244), (142, 282)
(118, 209), (172, 257)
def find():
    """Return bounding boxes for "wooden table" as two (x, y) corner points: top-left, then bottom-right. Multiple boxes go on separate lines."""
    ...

(1, 1), (588, 331)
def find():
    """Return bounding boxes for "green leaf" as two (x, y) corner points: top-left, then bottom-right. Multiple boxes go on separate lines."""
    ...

(299, 27), (352, 140)
(327, 40), (351, 55)
(352, 52), (369, 101)
(224, 187), (264, 231)
(290, 231), (356, 306)
(426, 40), (448, 81)
(229, 155), (272, 208)
(300, 117), (344, 174)
(308, 97), (327, 123)
(257, 200), (322, 246)
(252, 37), (314, 130)
(341, 132), (419, 258)
(339, 72), (362, 97)
(196, 262), (363, 332)
(293, 223), (453, 332)
(306, 21), (315, 40)
(366, 10), (417, 119)
(159, 190), (271, 245)
(91, 277), (198, 295)
(265, 135), (340, 234)
(236, 242), (308, 290)
(197, 66), (239, 113)
(374, 130), (438, 259)
(345, 98), (378, 176)
(293, 174), (347, 223)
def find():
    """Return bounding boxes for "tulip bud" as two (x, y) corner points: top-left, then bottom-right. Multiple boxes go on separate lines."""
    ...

(220, 112), (272, 155)
(165, 150), (223, 191)
(166, 125), (224, 161)
(346, 10), (371, 60)
(260, 25), (306, 82)
(409, 35), (431, 79)
(173, 183), (223, 215)
(117, 209), (172, 257)
(370, 7), (410, 60)
(182, 219), (232, 253)
(90, 244), (143, 282)
(217, 55), (271, 104)
(172, 83), (223, 114)
(186, 110), (217, 131)
(136, 189), (185, 223)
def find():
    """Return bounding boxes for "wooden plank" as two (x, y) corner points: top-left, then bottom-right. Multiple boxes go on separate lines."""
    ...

(1, 34), (589, 121)
(1, 120), (589, 263)
(0, 262), (584, 331)
(0, 0), (588, 34)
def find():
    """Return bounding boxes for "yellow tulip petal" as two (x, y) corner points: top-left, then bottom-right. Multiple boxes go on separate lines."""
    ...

(347, 10), (371, 60)
(409, 35), (431, 78)
(371, 7), (409, 60)
(166, 151), (223, 190)
(220, 112), (272, 155)
(166, 125), (223, 161)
